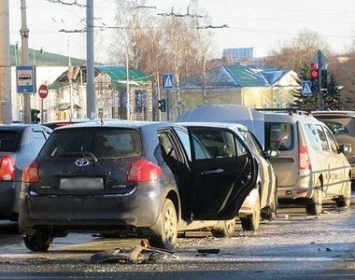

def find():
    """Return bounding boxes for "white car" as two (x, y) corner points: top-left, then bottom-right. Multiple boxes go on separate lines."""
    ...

(177, 121), (277, 231)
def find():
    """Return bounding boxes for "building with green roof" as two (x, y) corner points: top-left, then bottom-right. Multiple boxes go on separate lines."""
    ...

(166, 64), (300, 121)
(47, 65), (153, 121)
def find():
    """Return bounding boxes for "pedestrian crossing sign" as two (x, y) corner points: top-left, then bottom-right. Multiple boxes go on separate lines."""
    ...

(301, 81), (312, 96)
(163, 73), (173, 89)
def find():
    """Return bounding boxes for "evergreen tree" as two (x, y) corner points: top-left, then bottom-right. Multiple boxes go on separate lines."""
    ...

(322, 73), (341, 110)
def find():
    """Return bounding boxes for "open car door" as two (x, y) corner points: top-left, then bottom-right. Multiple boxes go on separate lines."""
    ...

(186, 126), (257, 220)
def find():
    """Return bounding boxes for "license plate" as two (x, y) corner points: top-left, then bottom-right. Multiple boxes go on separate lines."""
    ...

(60, 178), (104, 190)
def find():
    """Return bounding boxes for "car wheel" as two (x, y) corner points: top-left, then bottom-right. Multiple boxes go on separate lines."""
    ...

(23, 229), (53, 252)
(305, 185), (322, 216)
(262, 186), (278, 221)
(240, 192), (261, 231)
(211, 218), (236, 237)
(149, 198), (178, 251)
(336, 180), (351, 208)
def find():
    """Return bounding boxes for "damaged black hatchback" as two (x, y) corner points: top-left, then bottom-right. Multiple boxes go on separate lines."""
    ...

(19, 120), (257, 251)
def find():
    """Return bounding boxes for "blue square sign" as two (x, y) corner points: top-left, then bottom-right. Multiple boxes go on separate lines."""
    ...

(301, 81), (312, 96)
(16, 65), (36, 93)
(163, 73), (173, 89)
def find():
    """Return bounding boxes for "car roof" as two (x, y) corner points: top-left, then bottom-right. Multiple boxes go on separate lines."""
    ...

(262, 110), (321, 123)
(176, 121), (249, 131)
(52, 120), (180, 131)
(0, 123), (51, 131)
(312, 111), (355, 117)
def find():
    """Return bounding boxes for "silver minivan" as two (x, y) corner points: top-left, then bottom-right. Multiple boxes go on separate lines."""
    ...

(262, 109), (351, 215)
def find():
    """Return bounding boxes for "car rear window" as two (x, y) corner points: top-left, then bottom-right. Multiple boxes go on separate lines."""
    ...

(0, 131), (21, 152)
(40, 128), (142, 158)
(265, 122), (294, 151)
(315, 117), (350, 136)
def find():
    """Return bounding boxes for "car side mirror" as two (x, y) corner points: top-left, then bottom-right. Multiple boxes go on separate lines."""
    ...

(339, 144), (352, 155)
(264, 149), (280, 158)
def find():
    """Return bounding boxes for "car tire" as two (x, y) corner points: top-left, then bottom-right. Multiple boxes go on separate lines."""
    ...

(305, 185), (322, 216)
(149, 198), (178, 251)
(336, 180), (351, 208)
(23, 230), (53, 252)
(262, 186), (278, 221)
(240, 192), (261, 231)
(211, 218), (236, 237)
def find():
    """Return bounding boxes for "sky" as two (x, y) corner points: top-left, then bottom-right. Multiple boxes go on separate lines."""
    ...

(8, 0), (355, 61)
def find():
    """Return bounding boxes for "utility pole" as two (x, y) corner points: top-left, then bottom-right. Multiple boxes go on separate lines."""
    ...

(125, 43), (130, 121)
(86, 0), (96, 118)
(0, 0), (12, 124)
(20, 0), (31, 124)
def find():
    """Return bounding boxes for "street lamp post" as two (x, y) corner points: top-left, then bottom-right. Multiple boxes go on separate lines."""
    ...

(20, 0), (31, 124)
(126, 47), (130, 121)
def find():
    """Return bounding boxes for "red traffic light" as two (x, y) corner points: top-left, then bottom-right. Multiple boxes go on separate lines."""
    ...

(310, 69), (318, 78)
(310, 63), (319, 78)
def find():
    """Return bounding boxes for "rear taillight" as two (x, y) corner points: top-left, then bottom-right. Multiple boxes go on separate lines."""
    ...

(299, 145), (311, 170)
(0, 155), (15, 181)
(127, 159), (162, 183)
(22, 162), (40, 183)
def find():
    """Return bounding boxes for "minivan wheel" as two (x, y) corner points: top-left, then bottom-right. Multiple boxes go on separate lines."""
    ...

(305, 186), (322, 216)
(24, 230), (53, 252)
(211, 218), (236, 237)
(149, 199), (178, 251)
(240, 193), (261, 231)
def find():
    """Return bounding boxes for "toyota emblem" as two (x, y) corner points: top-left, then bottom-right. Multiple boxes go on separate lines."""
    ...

(75, 157), (90, 167)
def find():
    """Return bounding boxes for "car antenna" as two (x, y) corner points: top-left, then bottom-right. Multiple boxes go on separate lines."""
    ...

(100, 111), (104, 125)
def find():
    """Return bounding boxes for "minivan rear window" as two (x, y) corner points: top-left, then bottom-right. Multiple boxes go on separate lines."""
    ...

(265, 123), (294, 151)
(41, 128), (142, 158)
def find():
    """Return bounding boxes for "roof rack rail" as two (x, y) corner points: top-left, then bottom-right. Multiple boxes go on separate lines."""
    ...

(254, 108), (312, 116)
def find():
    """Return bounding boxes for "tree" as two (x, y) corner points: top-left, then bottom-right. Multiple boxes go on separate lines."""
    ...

(266, 29), (330, 73)
(323, 73), (341, 110)
(108, 0), (216, 118)
(327, 52), (355, 110)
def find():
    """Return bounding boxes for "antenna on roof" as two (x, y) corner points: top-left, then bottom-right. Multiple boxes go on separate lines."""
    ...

(98, 109), (104, 125)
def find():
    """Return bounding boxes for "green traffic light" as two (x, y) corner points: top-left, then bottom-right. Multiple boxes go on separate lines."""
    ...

(31, 109), (40, 124)
(158, 99), (166, 112)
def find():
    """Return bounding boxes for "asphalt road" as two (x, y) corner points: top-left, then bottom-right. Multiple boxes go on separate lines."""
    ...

(0, 201), (355, 280)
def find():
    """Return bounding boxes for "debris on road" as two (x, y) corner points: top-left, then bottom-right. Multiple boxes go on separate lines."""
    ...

(196, 248), (220, 257)
(90, 239), (176, 264)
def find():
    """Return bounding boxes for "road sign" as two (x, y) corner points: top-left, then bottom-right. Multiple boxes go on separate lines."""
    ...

(38, 84), (48, 99)
(163, 73), (173, 89)
(312, 50), (327, 69)
(301, 81), (312, 96)
(16, 65), (36, 93)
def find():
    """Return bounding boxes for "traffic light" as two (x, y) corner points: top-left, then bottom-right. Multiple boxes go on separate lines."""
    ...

(310, 63), (319, 94)
(158, 99), (166, 112)
(31, 109), (40, 124)
(320, 69), (328, 92)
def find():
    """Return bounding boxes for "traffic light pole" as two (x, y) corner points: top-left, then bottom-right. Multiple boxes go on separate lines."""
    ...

(166, 89), (170, 122)
(316, 51), (323, 110)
